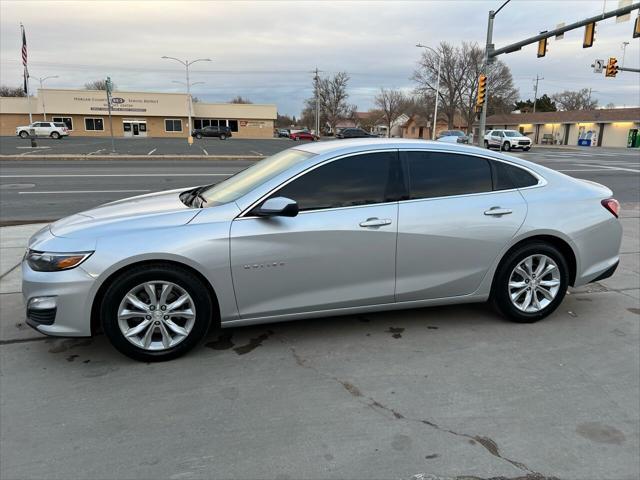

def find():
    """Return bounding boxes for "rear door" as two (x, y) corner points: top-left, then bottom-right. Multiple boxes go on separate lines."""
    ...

(396, 150), (527, 301)
(230, 150), (403, 319)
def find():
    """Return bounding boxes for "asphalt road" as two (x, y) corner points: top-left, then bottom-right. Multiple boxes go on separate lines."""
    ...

(0, 146), (638, 224)
(0, 135), (295, 156)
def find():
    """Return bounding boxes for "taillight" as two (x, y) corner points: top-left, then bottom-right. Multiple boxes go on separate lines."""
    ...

(601, 198), (620, 218)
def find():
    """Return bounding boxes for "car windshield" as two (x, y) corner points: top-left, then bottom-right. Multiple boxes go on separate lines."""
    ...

(504, 131), (522, 137)
(200, 148), (316, 206)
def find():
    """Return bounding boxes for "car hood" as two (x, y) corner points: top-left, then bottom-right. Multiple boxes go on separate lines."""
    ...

(50, 188), (200, 239)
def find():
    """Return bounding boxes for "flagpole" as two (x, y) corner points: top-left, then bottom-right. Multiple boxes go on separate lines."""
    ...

(20, 23), (32, 124)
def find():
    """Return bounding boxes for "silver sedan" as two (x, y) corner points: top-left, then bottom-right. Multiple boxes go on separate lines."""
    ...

(23, 139), (622, 361)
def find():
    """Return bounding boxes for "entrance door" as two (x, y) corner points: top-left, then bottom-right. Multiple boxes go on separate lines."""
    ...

(230, 151), (403, 319)
(133, 123), (140, 136)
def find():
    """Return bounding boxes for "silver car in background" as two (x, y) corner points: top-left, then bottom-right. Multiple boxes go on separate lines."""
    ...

(23, 139), (622, 361)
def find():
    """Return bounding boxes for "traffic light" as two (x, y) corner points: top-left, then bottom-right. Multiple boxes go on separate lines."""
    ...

(476, 74), (487, 108)
(634, 15), (640, 38)
(605, 57), (619, 77)
(537, 35), (548, 58)
(583, 22), (595, 48)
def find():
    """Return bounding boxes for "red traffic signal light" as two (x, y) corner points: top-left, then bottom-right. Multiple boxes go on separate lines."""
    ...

(605, 57), (619, 78)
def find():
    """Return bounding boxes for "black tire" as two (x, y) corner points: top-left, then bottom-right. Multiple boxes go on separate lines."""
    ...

(19, 130), (29, 139)
(502, 142), (511, 151)
(100, 263), (214, 361)
(491, 242), (569, 323)
(219, 134), (227, 140)
(50, 131), (60, 139)
(484, 140), (490, 149)
(195, 133), (202, 139)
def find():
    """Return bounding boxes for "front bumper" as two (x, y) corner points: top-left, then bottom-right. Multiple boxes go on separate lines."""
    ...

(22, 261), (96, 337)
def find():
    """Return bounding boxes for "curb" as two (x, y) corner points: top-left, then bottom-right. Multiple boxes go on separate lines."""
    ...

(0, 154), (264, 161)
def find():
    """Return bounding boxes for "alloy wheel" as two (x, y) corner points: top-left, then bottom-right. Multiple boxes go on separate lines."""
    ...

(508, 254), (561, 313)
(117, 281), (196, 351)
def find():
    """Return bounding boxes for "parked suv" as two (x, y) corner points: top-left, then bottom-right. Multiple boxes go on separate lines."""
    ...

(485, 129), (531, 151)
(192, 125), (232, 140)
(336, 128), (378, 139)
(16, 121), (69, 139)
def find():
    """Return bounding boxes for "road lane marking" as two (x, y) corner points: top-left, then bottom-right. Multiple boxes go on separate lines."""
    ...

(1, 173), (233, 178)
(87, 149), (105, 155)
(201, 148), (209, 156)
(575, 163), (640, 173)
(18, 189), (151, 194)
(250, 150), (263, 155)
(147, 148), (157, 155)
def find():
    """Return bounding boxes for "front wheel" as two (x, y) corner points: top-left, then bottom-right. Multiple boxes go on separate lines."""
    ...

(491, 242), (569, 323)
(195, 133), (202, 139)
(219, 134), (227, 140)
(502, 142), (511, 151)
(524, 147), (531, 151)
(101, 264), (214, 361)
(19, 131), (29, 139)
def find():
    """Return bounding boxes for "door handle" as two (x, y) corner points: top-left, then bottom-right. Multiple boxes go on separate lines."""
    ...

(359, 217), (392, 228)
(484, 207), (513, 216)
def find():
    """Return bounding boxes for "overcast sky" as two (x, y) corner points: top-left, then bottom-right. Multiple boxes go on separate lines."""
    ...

(1, 0), (639, 116)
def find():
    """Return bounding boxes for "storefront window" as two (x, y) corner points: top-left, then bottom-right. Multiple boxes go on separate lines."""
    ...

(228, 120), (238, 132)
(85, 118), (104, 131)
(165, 119), (182, 132)
(52, 117), (73, 130)
(194, 119), (202, 130)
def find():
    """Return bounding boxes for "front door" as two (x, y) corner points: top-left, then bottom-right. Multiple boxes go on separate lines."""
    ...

(132, 123), (139, 136)
(396, 150), (527, 301)
(230, 151), (403, 320)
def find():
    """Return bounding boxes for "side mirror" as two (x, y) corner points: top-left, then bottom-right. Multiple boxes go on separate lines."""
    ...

(255, 197), (299, 217)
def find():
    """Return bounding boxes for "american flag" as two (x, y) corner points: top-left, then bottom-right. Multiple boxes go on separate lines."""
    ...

(21, 24), (29, 93)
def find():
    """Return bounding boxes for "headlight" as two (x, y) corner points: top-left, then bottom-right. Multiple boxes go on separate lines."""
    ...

(25, 250), (93, 272)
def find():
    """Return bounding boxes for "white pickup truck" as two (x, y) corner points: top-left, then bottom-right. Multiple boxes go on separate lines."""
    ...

(16, 121), (70, 139)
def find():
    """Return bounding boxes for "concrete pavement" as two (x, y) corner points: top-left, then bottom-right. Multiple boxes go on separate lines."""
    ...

(1, 206), (638, 479)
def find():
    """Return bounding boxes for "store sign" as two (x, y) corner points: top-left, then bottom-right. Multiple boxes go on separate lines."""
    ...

(44, 90), (187, 116)
(111, 97), (125, 104)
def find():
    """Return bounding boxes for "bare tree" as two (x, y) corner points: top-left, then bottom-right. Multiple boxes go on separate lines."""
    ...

(317, 72), (354, 134)
(412, 42), (469, 129)
(552, 89), (598, 111)
(229, 96), (253, 104)
(84, 79), (114, 91)
(0, 85), (26, 97)
(374, 88), (406, 137)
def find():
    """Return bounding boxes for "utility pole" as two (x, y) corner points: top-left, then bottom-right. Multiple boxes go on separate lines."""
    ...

(621, 41), (630, 66)
(477, 8), (495, 146)
(532, 75), (543, 113)
(105, 76), (115, 154)
(314, 67), (320, 136)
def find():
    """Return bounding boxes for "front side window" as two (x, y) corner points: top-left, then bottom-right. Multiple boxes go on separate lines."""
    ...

(271, 151), (401, 212)
(85, 118), (104, 131)
(165, 119), (182, 132)
(402, 151), (492, 200)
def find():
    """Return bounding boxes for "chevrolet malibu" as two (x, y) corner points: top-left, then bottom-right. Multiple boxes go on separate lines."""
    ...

(23, 139), (622, 361)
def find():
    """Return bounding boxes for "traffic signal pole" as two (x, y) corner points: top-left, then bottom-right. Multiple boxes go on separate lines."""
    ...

(477, 10), (494, 146)
(476, 1), (639, 146)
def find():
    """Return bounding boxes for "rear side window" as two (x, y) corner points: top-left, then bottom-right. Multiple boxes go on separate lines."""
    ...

(273, 151), (401, 211)
(402, 151), (492, 200)
(492, 161), (539, 189)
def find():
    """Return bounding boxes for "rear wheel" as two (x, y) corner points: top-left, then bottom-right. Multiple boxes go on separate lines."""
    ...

(101, 264), (213, 361)
(219, 134), (227, 140)
(492, 242), (568, 323)
(50, 131), (60, 139)
(19, 130), (29, 139)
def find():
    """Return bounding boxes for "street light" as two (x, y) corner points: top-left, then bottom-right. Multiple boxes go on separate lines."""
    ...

(416, 44), (441, 140)
(35, 75), (59, 120)
(161, 56), (211, 143)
